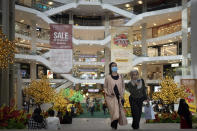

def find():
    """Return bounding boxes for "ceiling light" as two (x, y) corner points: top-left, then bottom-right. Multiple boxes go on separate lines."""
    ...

(138, 0), (143, 4)
(153, 23), (157, 26)
(20, 20), (24, 23)
(139, 26), (142, 29)
(168, 18), (172, 21)
(125, 4), (130, 8)
(127, 8), (132, 11)
(168, 40), (172, 42)
(48, 1), (53, 5)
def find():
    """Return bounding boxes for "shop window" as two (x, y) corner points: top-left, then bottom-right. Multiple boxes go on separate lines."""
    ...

(147, 65), (163, 80)
(37, 64), (47, 79)
(161, 44), (177, 56)
(20, 63), (30, 79)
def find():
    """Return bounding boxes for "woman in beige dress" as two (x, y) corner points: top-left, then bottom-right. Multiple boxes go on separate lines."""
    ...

(104, 62), (127, 130)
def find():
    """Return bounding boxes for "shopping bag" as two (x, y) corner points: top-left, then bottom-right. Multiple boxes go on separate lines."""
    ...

(144, 105), (155, 120)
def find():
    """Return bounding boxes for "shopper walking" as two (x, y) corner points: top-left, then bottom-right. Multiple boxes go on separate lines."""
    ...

(127, 69), (147, 129)
(178, 99), (192, 129)
(104, 62), (127, 130)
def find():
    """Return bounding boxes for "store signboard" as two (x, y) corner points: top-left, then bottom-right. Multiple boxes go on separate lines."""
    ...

(50, 24), (73, 73)
(111, 26), (133, 74)
(50, 49), (73, 73)
(50, 24), (72, 49)
(181, 79), (197, 112)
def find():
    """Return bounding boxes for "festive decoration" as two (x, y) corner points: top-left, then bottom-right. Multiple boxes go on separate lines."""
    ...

(0, 105), (31, 129)
(152, 76), (188, 105)
(53, 89), (69, 112)
(63, 88), (83, 102)
(67, 103), (74, 112)
(147, 112), (180, 123)
(74, 102), (83, 115)
(69, 91), (83, 102)
(24, 76), (55, 105)
(63, 88), (75, 99)
(0, 30), (16, 68)
(124, 92), (130, 108)
(113, 34), (130, 47)
(123, 91), (131, 116)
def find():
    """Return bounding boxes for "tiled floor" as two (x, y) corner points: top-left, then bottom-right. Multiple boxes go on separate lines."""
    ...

(61, 118), (180, 130)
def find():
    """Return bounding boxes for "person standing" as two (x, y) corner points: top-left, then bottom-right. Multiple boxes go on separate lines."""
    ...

(127, 70), (147, 129)
(178, 99), (192, 129)
(104, 62), (127, 130)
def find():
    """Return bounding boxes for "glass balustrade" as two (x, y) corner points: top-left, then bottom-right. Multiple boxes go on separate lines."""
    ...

(15, 0), (63, 12)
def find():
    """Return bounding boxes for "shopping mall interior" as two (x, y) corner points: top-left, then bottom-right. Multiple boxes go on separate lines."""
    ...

(0, 0), (197, 129)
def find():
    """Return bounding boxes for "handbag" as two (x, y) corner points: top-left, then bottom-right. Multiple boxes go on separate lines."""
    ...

(144, 105), (155, 120)
(121, 98), (125, 106)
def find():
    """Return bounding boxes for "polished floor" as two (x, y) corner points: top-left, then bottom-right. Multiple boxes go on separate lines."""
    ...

(61, 118), (180, 130)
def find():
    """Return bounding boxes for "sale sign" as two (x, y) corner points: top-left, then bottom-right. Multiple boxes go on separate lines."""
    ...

(50, 24), (73, 73)
(50, 24), (72, 49)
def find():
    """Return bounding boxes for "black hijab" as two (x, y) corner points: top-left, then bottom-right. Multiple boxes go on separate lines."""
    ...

(177, 99), (192, 127)
(32, 108), (44, 123)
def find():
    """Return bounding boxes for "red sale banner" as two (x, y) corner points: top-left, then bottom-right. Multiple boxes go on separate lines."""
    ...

(50, 24), (72, 49)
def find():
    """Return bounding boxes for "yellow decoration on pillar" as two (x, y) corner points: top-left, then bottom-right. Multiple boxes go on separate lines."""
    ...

(0, 30), (16, 68)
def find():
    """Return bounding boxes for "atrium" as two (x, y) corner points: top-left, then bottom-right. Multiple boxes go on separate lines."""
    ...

(0, 0), (197, 129)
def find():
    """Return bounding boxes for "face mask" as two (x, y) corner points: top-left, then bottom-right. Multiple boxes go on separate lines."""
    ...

(112, 67), (118, 72)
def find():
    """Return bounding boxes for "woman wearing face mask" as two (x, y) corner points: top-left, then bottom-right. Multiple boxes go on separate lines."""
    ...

(127, 70), (147, 129)
(104, 62), (127, 130)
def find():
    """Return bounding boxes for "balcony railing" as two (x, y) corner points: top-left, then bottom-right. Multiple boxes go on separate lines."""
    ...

(15, 0), (63, 12)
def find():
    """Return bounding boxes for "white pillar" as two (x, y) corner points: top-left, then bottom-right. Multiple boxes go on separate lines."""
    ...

(141, 23), (147, 57)
(181, 0), (189, 76)
(191, 0), (197, 78)
(104, 14), (110, 37)
(30, 62), (37, 80)
(30, 19), (37, 54)
(69, 12), (74, 25)
(104, 45), (111, 76)
(141, 23), (147, 80)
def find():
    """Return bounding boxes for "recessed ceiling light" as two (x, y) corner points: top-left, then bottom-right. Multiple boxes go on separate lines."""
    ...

(168, 18), (172, 21)
(138, 0), (143, 4)
(20, 20), (24, 23)
(125, 4), (130, 8)
(139, 26), (142, 29)
(48, 1), (53, 5)
(153, 23), (157, 26)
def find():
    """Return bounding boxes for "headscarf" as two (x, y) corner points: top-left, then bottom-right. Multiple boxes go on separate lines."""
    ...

(109, 62), (116, 75)
(32, 108), (44, 123)
(177, 99), (192, 127)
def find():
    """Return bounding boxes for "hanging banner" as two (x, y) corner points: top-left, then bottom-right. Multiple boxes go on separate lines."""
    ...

(50, 49), (72, 73)
(50, 24), (72, 49)
(50, 24), (73, 73)
(111, 26), (133, 74)
(181, 79), (197, 112)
